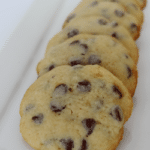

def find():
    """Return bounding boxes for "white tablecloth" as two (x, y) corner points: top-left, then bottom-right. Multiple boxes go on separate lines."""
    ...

(0, 0), (35, 52)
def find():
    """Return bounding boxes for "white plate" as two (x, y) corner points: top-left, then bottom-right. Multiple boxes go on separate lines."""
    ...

(0, 0), (149, 149)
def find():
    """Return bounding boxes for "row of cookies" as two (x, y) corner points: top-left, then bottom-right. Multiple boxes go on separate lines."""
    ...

(37, 0), (147, 96)
(20, 0), (146, 150)
(37, 0), (146, 96)
(20, 65), (133, 150)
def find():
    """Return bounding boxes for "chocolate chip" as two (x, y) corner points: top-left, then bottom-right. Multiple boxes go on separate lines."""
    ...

(82, 118), (96, 136)
(111, 32), (119, 39)
(114, 10), (125, 17)
(88, 55), (101, 65)
(70, 40), (80, 45)
(77, 80), (91, 92)
(66, 13), (76, 23)
(32, 113), (44, 124)
(50, 101), (66, 113)
(48, 64), (55, 71)
(68, 29), (79, 38)
(90, 1), (98, 7)
(125, 54), (129, 59)
(54, 84), (68, 96)
(110, 106), (123, 121)
(130, 23), (137, 32)
(98, 19), (107, 25)
(79, 139), (88, 150)
(69, 88), (73, 92)
(111, 21), (118, 27)
(127, 66), (132, 79)
(112, 85), (122, 99)
(60, 138), (74, 150)
(70, 59), (82, 66)
(52, 75), (55, 78)
(25, 104), (34, 112)
(80, 44), (88, 50)
(80, 44), (88, 55)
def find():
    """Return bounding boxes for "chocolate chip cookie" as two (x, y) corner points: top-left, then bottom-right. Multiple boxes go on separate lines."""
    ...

(20, 65), (133, 150)
(63, 2), (141, 40)
(46, 16), (139, 64)
(37, 34), (137, 96)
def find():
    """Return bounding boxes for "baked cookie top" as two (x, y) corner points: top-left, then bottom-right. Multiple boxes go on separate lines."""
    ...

(20, 65), (133, 150)
(73, 0), (143, 26)
(37, 34), (137, 96)
(63, 2), (141, 40)
(47, 16), (139, 64)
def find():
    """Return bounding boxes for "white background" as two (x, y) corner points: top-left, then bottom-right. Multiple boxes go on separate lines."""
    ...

(0, 0), (35, 52)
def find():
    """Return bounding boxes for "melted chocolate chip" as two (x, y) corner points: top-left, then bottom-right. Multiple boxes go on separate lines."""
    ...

(111, 32), (119, 39)
(69, 88), (73, 92)
(88, 55), (101, 65)
(112, 85), (122, 99)
(80, 44), (88, 55)
(66, 13), (76, 23)
(52, 75), (55, 78)
(32, 113), (44, 124)
(50, 101), (66, 113)
(90, 1), (98, 7)
(68, 29), (79, 38)
(80, 44), (88, 50)
(110, 106), (123, 121)
(60, 138), (74, 150)
(82, 118), (96, 136)
(98, 19), (107, 25)
(125, 54), (129, 59)
(54, 84), (68, 96)
(114, 10), (125, 17)
(70, 59), (82, 66)
(70, 40), (80, 45)
(79, 139), (88, 150)
(130, 23), (137, 32)
(77, 80), (91, 92)
(111, 21), (118, 27)
(127, 66), (132, 79)
(49, 64), (55, 71)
